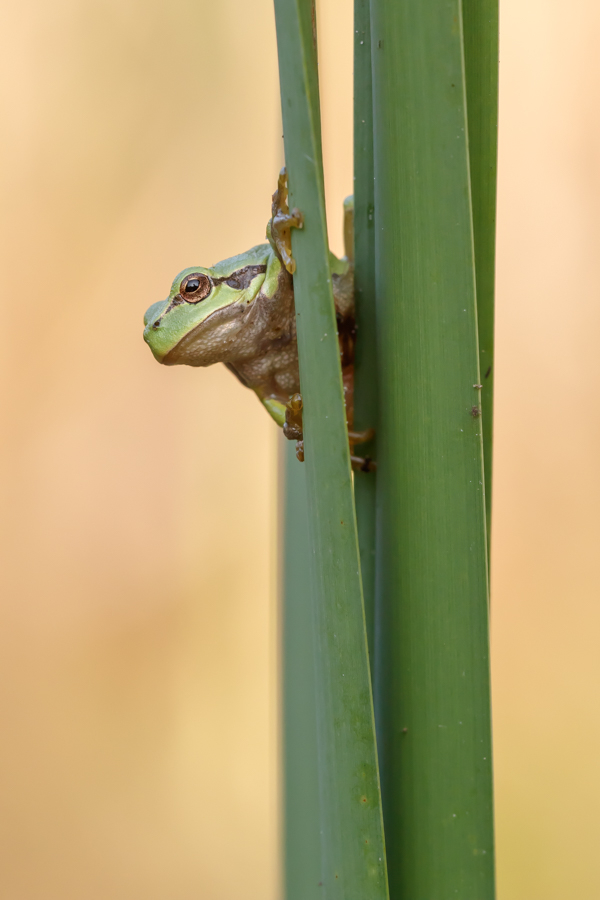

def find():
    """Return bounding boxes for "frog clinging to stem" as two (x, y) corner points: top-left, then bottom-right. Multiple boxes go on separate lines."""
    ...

(143, 169), (374, 470)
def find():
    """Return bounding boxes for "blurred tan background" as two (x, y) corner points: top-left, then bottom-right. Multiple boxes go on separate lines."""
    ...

(0, 0), (598, 897)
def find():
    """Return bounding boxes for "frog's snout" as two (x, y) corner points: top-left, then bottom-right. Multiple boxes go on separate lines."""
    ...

(144, 300), (165, 329)
(143, 300), (169, 362)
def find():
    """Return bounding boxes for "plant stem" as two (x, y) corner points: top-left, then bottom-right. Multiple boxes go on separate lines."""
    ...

(370, 1), (495, 897)
(353, 0), (378, 671)
(274, 1), (388, 896)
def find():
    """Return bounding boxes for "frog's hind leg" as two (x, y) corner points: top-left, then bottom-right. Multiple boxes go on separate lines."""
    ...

(268, 168), (304, 274)
(351, 453), (376, 472)
(348, 427), (376, 472)
(349, 428), (375, 444)
(345, 364), (376, 471)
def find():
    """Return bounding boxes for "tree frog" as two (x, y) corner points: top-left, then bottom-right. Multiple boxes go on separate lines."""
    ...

(143, 170), (374, 470)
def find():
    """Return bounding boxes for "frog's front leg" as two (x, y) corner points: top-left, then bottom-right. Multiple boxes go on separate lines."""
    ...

(283, 393), (375, 471)
(259, 394), (304, 462)
(261, 396), (287, 428)
(268, 168), (304, 275)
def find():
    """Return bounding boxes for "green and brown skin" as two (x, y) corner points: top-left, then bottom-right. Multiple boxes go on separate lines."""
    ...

(143, 170), (373, 469)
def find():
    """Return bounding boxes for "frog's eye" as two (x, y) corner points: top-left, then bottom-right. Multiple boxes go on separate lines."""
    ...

(180, 273), (212, 303)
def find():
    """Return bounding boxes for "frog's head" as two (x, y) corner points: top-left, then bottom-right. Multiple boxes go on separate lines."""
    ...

(143, 248), (271, 367)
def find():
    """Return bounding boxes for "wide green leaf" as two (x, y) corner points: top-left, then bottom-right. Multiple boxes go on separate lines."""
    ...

(370, 0), (496, 896)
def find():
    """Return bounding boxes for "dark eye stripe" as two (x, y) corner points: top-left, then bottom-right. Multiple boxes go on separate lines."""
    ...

(213, 264), (267, 291)
(153, 262), (267, 330)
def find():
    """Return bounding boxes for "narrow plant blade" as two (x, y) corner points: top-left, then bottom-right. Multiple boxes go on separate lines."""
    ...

(274, 1), (388, 897)
(463, 0), (499, 555)
(353, 0), (378, 669)
(370, 0), (495, 897)
(281, 442), (322, 900)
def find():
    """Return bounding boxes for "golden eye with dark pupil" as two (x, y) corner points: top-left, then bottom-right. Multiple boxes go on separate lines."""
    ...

(180, 272), (211, 303)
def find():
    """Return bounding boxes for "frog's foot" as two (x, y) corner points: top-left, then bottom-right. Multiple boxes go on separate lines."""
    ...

(269, 168), (304, 274)
(284, 394), (305, 464)
(283, 392), (304, 441)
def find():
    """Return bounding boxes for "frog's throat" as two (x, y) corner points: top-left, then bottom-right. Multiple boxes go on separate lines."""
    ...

(161, 307), (223, 366)
(161, 303), (253, 368)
